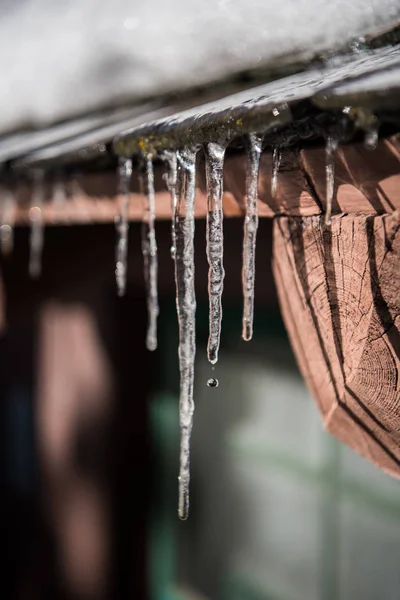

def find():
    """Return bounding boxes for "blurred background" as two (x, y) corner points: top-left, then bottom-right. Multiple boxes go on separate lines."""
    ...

(2, 217), (400, 600)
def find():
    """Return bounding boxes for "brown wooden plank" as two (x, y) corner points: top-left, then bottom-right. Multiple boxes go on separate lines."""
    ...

(273, 213), (400, 478)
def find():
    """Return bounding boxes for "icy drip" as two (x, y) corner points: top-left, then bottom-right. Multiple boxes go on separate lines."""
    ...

(175, 147), (197, 520)
(162, 150), (178, 259)
(204, 141), (226, 365)
(52, 174), (67, 222)
(242, 134), (262, 342)
(325, 136), (338, 226)
(142, 154), (159, 351)
(115, 157), (132, 297)
(271, 147), (282, 198)
(29, 170), (45, 279)
(364, 123), (379, 150)
(0, 191), (15, 256)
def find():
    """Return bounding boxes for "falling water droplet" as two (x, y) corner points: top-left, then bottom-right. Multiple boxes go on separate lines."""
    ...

(115, 157), (132, 297)
(207, 378), (219, 388)
(142, 154), (159, 351)
(271, 147), (281, 198)
(325, 136), (338, 226)
(175, 146), (198, 521)
(204, 140), (226, 365)
(29, 170), (45, 279)
(162, 150), (178, 259)
(242, 133), (262, 342)
(0, 191), (15, 256)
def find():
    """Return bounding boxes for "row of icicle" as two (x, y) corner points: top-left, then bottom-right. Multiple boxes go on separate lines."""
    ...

(0, 125), (376, 519)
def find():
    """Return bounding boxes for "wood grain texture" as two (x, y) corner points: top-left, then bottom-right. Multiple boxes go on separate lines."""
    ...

(273, 213), (400, 477)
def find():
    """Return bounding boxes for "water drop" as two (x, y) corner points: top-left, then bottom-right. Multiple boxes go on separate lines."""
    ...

(207, 378), (219, 388)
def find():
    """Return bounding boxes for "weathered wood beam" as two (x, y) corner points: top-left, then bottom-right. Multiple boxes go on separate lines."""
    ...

(273, 213), (400, 477)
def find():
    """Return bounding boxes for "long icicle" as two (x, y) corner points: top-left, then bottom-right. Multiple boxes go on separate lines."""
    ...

(325, 136), (338, 226)
(142, 154), (159, 351)
(204, 141), (226, 364)
(162, 150), (178, 259)
(175, 147), (197, 520)
(29, 170), (45, 279)
(242, 134), (262, 341)
(115, 157), (132, 296)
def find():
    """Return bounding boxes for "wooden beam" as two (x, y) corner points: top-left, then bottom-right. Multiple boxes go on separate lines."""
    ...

(273, 213), (400, 477)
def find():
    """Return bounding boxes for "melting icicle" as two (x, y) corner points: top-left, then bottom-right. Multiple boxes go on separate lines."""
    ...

(52, 174), (67, 222)
(115, 157), (132, 297)
(364, 123), (379, 150)
(142, 154), (159, 351)
(175, 147), (197, 520)
(29, 170), (45, 279)
(325, 136), (338, 226)
(204, 141), (226, 365)
(271, 147), (281, 198)
(0, 191), (15, 256)
(242, 134), (262, 342)
(162, 150), (178, 259)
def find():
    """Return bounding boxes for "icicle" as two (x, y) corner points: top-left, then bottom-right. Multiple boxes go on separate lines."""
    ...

(204, 141), (226, 365)
(325, 136), (338, 226)
(0, 191), (15, 256)
(162, 150), (178, 259)
(364, 122), (379, 150)
(242, 134), (262, 342)
(142, 154), (159, 351)
(29, 170), (45, 279)
(115, 157), (132, 297)
(271, 147), (281, 198)
(175, 146), (198, 520)
(52, 173), (67, 222)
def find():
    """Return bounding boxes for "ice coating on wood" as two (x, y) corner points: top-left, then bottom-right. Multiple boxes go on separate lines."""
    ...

(29, 170), (45, 279)
(242, 134), (262, 342)
(204, 141), (226, 364)
(325, 136), (338, 226)
(271, 147), (282, 198)
(175, 147), (197, 520)
(0, 191), (15, 256)
(115, 157), (132, 296)
(162, 150), (178, 259)
(142, 154), (159, 351)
